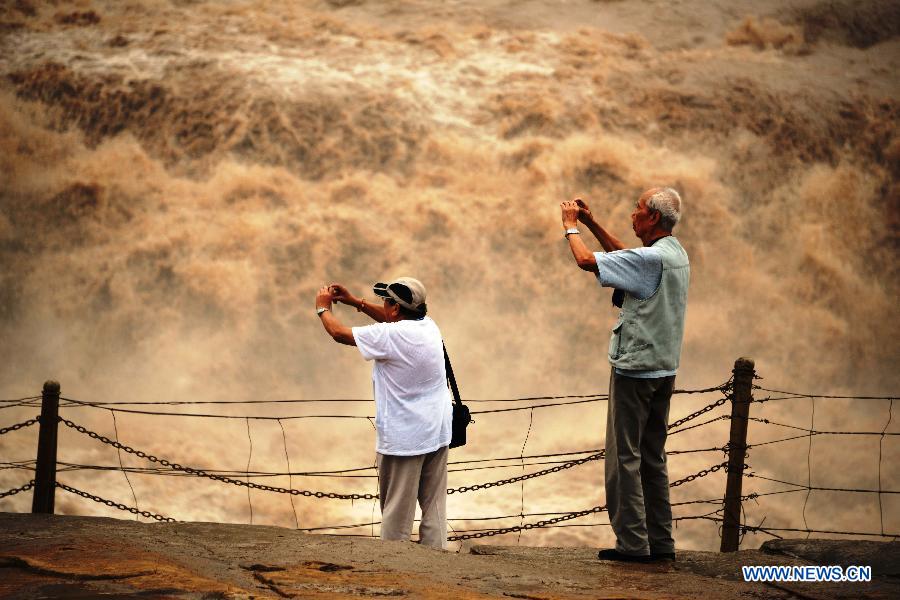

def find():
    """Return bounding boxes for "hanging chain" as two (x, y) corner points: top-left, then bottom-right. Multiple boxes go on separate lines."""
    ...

(448, 461), (736, 541)
(56, 482), (175, 522)
(61, 417), (603, 498)
(59, 417), (379, 500)
(448, 451), (605, 495)
(0, 417), (40, 437)
(0, 480), (35, 499)
(669, 393), (731, 431)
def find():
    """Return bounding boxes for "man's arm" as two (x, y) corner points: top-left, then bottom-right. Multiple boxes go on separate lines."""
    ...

(576, 198), (626, 252)
(561, 200), (599, 273)
(330, 284), (386, 323)
(316, 287), (356, 345)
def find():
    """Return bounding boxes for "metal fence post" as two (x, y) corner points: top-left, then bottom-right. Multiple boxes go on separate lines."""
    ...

(32, 380), (60, 514)
(720, 358), (754, 552)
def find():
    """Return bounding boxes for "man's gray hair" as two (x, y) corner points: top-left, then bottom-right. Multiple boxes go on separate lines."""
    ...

(647, 187), (682, 231)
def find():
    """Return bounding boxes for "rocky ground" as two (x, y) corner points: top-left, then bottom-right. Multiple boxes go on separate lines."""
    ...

(1, 512), (898, 599)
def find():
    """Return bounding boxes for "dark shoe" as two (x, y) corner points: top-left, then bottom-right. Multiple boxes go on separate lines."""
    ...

(650, 552), (676, 562)
(597, 549), (652, 563)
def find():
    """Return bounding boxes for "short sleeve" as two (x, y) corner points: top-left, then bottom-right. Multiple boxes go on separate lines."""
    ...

(594, 247), (663, 300)
(352, 323), (394, 361)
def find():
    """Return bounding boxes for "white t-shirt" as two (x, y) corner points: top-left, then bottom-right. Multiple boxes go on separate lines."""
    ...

(352, 316), (453, 456)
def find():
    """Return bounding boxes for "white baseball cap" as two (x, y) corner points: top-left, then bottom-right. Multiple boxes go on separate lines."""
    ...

(373, 277), (427, 312)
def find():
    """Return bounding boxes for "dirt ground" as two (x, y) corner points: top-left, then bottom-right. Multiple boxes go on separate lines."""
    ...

(1, 512), (898, 599)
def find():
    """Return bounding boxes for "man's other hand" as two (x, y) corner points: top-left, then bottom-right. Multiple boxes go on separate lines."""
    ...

(561, 200), (580, 228)
(316, 286), (333, 310)
(329, 283), (354, 305)
(575, 198), (593, 223)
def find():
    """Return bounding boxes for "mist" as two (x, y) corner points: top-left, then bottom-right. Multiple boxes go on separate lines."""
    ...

(0, 0), (898, 550)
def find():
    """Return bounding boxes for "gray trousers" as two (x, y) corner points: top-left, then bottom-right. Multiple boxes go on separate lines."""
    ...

(376, 445), (448, 549)
(605, 372), (675, 556)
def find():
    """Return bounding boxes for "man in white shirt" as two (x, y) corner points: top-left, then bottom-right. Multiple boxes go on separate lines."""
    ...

(315, 277), (452, 549)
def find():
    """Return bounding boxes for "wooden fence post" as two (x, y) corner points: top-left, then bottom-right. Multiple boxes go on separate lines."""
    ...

(32, 380), (60, 514)
(720, 358), (755, 552)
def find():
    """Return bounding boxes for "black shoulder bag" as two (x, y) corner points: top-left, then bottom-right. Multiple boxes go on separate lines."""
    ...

(443, 343), (471, 449)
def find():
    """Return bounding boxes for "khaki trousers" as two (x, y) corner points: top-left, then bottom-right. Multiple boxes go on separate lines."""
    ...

(376, 445), (448, 549)
(605, 372), (676, 556)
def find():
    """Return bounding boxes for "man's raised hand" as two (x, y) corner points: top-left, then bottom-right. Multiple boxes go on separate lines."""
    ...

(561, 200), (580, 228)
(316, 286), (333, 310)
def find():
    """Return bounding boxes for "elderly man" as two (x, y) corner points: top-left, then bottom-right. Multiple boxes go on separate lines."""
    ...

(560, 188), (690, 563)
(315, 277), (452, 550)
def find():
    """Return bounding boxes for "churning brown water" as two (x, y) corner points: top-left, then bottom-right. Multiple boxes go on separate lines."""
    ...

(0, 0), (898, 550)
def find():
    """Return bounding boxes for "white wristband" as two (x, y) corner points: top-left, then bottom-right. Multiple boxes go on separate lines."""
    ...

(565, 228), (580, 237)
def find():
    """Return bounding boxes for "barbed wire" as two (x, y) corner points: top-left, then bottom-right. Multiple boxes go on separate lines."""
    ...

(51, 384), (727, 408)
(747, 433), (818, 448)
(739, 521), (900, 539)
(0, 396), (41, 403)
(0, 460), (35, 471)
(752, 386), (898, 401)
(879, 399), (893, 535)
(745, 472), (900, 494)
(0, 480), (35, 499)
(52, 383), (729, 420)
(56, 481), (176, 522)
(735, 414), (900, 436)
(1, 445), (729, 479)
(60, 402), (374, 420)
(54, 398), (586, 420)
(0, 398), (42, 410)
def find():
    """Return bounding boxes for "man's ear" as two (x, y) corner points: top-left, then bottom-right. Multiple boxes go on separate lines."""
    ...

(387, 303), (400, 321)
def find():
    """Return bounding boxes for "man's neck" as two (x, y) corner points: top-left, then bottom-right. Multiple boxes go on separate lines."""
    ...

(642, 230), (671, 247)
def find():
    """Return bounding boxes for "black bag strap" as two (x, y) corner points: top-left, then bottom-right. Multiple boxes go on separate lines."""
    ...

(443, 343), (462, 406)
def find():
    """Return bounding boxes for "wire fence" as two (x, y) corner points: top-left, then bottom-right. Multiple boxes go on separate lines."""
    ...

(0, 368), (897, 548)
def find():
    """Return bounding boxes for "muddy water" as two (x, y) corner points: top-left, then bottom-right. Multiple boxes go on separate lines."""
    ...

(0, 0), (897, 550)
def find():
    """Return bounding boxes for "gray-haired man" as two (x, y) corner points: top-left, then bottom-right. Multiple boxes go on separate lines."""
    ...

(560, 188), (690, 562)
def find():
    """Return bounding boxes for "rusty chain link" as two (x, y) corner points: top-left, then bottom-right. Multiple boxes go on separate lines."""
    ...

(0, 480), (35, 499)
(669, 461), (734, 488)
(59, 417), (380, 501)
(668, 392), (731, 431)
(0, 416), (40, 437)
(448, 461), (737, 541)
(449, 502), (608, 541)
(448, 451), (605, 495)
(56, 481), (176, 522)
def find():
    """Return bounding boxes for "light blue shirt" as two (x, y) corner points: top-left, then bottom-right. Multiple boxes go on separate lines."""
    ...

(595, 247), (677, 379)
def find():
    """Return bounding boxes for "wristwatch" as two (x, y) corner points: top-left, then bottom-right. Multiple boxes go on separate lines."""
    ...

(565, 228), (580, 237)
(316, 307), (329, 316)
